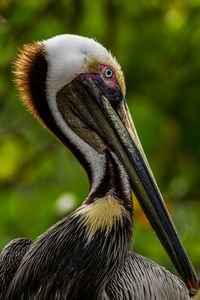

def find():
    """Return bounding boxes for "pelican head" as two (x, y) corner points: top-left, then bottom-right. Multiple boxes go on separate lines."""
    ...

(14, 34), (198, 295)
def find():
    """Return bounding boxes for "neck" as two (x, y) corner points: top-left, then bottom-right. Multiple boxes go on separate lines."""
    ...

(87, 150), (132, 207)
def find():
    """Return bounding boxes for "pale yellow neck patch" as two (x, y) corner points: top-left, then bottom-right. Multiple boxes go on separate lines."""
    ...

(75, 195), (127, 241)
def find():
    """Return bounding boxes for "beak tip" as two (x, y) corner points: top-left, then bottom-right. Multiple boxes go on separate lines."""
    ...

(187, 278), (200, 297)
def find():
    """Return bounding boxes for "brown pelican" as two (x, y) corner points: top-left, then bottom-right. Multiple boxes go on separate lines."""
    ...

(0, 34), (199, 300)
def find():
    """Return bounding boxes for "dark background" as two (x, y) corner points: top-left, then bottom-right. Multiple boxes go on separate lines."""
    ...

(0, 0), (199, 277)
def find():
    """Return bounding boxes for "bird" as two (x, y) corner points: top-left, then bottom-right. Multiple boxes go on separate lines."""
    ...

(0, 34), (199, 300)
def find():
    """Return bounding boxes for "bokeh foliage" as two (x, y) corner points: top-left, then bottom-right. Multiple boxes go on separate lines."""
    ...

(0, 0), (199, 277)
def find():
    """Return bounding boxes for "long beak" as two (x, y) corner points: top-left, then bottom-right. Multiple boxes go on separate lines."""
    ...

(77, 76), (199, 296)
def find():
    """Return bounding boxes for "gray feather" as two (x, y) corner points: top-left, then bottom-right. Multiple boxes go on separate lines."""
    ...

(106, 251), (190, 300)
(0, 238), (32, 299)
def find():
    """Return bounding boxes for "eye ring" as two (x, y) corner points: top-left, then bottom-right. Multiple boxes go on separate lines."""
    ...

(104, 68), (113, 79)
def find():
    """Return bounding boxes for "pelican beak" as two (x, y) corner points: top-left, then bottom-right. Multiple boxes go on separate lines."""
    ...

(74, 74), (199, 296)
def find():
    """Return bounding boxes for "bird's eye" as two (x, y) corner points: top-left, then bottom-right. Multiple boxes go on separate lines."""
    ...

(104, 68), (113, 79)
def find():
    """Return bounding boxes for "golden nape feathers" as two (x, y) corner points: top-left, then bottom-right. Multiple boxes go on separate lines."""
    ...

(13, 42), (46, 122)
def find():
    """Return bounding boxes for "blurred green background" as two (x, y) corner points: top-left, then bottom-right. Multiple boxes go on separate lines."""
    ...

(0, 0), (199, 278)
